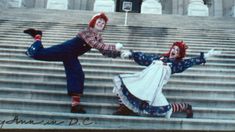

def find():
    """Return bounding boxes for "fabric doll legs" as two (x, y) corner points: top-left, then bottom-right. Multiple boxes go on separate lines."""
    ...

(26, 38), (85, 95)
(26, 38), (78, 61)
(25, 30), (86, 113)
(171, 103), (193, 118)
(63, 57), (86, 113)
(164, 103), (193, 118)
(63, 58), (85, 95)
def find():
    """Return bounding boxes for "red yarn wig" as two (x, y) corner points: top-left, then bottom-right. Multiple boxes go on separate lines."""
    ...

(88, 12), (108, 29)
(163, 41), (188, 60)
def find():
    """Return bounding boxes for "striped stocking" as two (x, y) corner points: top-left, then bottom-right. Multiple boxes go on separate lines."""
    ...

(71, 95), (80, 107)
(35, 34), (42, 41)
(171, 103), (190, 112)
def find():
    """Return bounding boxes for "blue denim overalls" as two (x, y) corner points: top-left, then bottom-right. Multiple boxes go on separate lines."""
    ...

(26, 36), (91, 95)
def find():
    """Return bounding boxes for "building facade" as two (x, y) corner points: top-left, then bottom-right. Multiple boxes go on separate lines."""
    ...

(0, 0), (235, 17)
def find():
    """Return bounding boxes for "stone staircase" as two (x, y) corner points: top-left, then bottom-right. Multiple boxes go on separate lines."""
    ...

(0, 9), (235, 131)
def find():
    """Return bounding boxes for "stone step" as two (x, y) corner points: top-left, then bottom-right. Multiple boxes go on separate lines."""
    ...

(1, 45), (235, 58)
(0, 83), (235, 102)
(0, 55), (235, 69)
(1, 24), (235, 41)
(0, 62), (234, 77)
(0, 70), (234, 89)
(0, 43), (234, 55)
(1, 8), (235, 131)
(0, 96), (235, 120)
(1, 33), (235, 48)
(0, 74), (234, 106)
(0, 51), (234, 67)
(1, 19), (235, 33)
(0, 71), (234, 104)
(1, 42), (235, 55)
(0, 109), (235, 131)
(164, 87), (235, 99)
(1, 42), (234, 54)
(1, 39), (234, 54)
(174, 107), (235, 120)
(2, 34), (235, 47)
(1, 18), (234, 29)
(0, 63), (234, 79)
(1, 86), (235, 105)
(2, 27), (235, 41)
(0, 98), (114, 114)
(0, 57), (234, 77)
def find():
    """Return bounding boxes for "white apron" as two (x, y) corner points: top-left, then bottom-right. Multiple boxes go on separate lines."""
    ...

(113, 60), (172, 108)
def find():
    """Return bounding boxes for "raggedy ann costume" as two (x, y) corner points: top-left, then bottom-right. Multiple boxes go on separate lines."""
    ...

(113, 41), (206, 118)
(23, 13), (122, 114)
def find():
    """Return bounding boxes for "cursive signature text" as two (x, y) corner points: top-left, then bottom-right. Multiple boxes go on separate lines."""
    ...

(0, 115), (94, 128)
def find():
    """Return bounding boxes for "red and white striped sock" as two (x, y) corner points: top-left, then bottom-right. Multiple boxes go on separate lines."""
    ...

(71, 96), (80, 107)
(171, 103), (190, 112)
(35, 34), (42, 41)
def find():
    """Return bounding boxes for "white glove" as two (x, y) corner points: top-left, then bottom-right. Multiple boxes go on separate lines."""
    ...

(121, 50), (132, 59)
(115, 43), (123, 50)
(204, 48), (222, 59)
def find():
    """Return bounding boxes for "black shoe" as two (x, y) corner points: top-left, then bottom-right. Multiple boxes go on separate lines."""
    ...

(25, 50), (31, 57)
(71, 105), (86, 114)
(113, 104), (137, 116)
(23, 28), (42, 38)
(200, 52), (206, 64)
(186, 105), (193, 118)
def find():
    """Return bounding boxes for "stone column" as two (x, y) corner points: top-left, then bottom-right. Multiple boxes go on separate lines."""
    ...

(79, 0), (90, 10)
(46, 0), (68, 10)
(87, 0), (95, 10)
(7, 0), (22, 8)
(187, 0), (209, 16)
(93, 0), (115, 12)
(34, 0), (47, 8)
(232, 0), (235, 17)
(172, 0), (185, 15)
(141, 0), (162, 14)
(213, 0), (223, 17)
(22, 0), (36, 8)
(172, 0), (178, 14)
(0, 0), (8, 9)
(161, 0), (173, 14)
(70, 0), (82, 10)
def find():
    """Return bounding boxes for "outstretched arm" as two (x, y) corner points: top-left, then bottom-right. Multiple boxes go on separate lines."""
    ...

(98, 41), (123, 58)
(171, 52), (206, 74)
(121, 50), (162, 66)
(171, 49), (221, 74)
(78, 29), (121, 58)
(204, 48), (222, 59)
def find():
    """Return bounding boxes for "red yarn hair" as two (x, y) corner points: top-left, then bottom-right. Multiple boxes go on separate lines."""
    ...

(88, 12), (108, 29)
(163, 41), (188, 60)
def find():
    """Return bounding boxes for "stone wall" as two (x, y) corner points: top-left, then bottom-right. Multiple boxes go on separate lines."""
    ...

(0, 0), (96, 10)
(0, 0), (235, 17)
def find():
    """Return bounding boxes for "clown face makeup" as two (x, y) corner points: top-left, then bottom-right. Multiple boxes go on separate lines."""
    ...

(94, 18), (106, 31)
(169, 45), (180, 59)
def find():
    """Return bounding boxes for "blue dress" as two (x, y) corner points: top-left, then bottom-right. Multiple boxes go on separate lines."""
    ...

(113, 51), (206, 116)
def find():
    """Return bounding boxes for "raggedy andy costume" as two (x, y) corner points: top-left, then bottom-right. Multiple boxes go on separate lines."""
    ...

(23, 13), (123, 114)
(113, 41), (220, 118)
